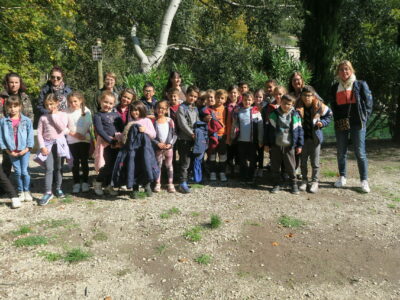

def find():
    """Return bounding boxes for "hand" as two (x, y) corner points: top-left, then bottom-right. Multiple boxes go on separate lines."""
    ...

(158, 142), (166, 149)
(316, 121), (323, 128)
(295, 147), (302, 155)
(165, 144), (172, 150)
(264, 146), (270, 152)
(41, 147), (49, 156)
(9, 151), (18, 157)
(138, 126), (145, 133)
(191, 133), (195, 140)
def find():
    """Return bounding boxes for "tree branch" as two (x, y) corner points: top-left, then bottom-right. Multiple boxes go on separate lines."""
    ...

(168, 43), (204, 51)
(218, 0), (267, 9)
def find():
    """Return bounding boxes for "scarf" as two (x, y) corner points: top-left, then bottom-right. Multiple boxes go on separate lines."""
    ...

(52, 81), (68, 111)
(338, 74), (356, 91)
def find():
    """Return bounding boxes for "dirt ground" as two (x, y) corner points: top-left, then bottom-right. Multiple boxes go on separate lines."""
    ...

(0, 141), (399, 300)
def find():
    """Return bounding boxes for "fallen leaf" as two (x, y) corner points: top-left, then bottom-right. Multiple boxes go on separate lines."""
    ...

(271, 242), (279, 246)
(284, 233), (294, 238)
(104, 297), (112, 300)
(178, 257), (189, 263)
(224, 220), (231, 223)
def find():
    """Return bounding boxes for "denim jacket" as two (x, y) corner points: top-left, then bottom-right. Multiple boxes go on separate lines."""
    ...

(0, 114), (34, 151)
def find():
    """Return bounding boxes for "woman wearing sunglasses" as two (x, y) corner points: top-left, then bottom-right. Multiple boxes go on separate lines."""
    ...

(37, 66), (72, 115)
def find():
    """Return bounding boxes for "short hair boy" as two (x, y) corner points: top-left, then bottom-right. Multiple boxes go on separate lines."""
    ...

(140, 82), (157, 119)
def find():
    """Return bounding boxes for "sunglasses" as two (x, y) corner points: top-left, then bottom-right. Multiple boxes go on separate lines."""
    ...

(51, 76), (62, 80)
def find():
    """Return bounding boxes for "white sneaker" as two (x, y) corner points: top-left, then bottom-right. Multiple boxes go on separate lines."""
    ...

(105, 185), (118, 196)
(93, 180), (104, 196)
(11, 196), (22, 209)
(309, 182), (319, 193)
(210, 172), (217, 181)
(24, 191), (33, 201)
(153, 183), (161, 193)
(81, 182), (90, 193)
(219, 172), (227, 182)
(334, 176), (347, 188)
(298, 181), (307, 192)
(18, 192), (25, 202)
(360, 180), (370, 193)
(72, 183), (81, 194)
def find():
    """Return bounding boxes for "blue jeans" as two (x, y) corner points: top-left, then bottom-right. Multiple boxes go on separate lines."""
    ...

(335, 124), (368, 180)
(10, 152), (31, 192)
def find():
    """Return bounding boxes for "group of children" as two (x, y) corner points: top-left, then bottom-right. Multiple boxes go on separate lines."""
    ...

(0, 78), (332, 209)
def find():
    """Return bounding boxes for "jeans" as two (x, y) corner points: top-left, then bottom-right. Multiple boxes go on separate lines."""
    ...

(10, 152), (31, 192)
(335, 124), (368, 180)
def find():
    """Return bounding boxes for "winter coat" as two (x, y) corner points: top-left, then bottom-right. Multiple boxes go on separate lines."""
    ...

(193, 121), (208, 155)
(0, 90), (34, 120)
(176, 102), (199, 141)
(231, 106), (263, 145)
(112, 124), (159, 188)
(0, 114), (34, 151)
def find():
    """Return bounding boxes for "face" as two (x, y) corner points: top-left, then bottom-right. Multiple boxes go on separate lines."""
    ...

(229, 89), (239, 102)
(215, 94), (227, 106)
(100, 95), (115, 112)
(265, 82), (275, 95)
(291, 74), (303, 91)
(338, 64), (353, 81)
(45, 100), (59, 113)
(301, 92), (314, 108)
(50, 71), (63, 87)
(156, 102), (169, 117)
(254, 93), (263, 105)
(196, 97), (206, 107)
(273, 88), (284, 104)
(131, 109), (140, 120)
(242, 96), (253, 108)
(68, 96), (82, 111)
(168, 92), (179, 106)
(280, 99), (293, 113)
(239, 84), (249, 94)
(7, 76), (20, 94)
(120, 92), (134, 108)
(186, 91), (198, 105)
(206, 93), (216, 106)
(143, 87), (155, 100)
(7, 103), (21, 117)
(172, 75), (181, 87)
(104, 76), (116, 89)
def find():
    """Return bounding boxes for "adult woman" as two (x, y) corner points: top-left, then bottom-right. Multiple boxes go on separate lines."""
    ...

(329, 60), (373, 193)
(94, 72), (121, 111)
(163, 71), (186, 101)
(37, 66), (72, 115)
(288, 71), (305, 100)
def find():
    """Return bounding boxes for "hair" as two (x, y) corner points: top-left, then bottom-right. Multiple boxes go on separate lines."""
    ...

(238, 81), (249, 87)
(165, 71), (182, 90)
(130, 100), (147, 119)
(119, 88), (136, 101)
(215, 89), (228, 98)
(156, 99), (169, 117)
(254, 88), (264, 96)
(186, 85), (200, 96)
(265, 79), (278, 86)
(205, 89), (215, 95)
(301, 85), (316, 95)
(288, 71), (304, 94)
(143, 81), (155, 90)
(99, 90), (116, 104)
(336, 60), (355, 77)
(242, 91), (254, 99)
(2, 72), (27, 93)
(5, 95), (22, 112)
(104, 72), (117, 81)
(168, 87), (180, 95)
(227, 84), (239, 93)
(44, 93), (59, 107)
(50, 66), (64, 77)
(281, 94), (296, 104)
(273, 85), (287, 95)
(67, 91), (87, 116)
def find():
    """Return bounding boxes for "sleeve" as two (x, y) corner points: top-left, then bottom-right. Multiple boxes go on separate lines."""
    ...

(93, 113), (113, 144)
(51, 112), (69, 135)
(230, 112), (238, 143)
(22, 94), (34, 120)
(0, 119), (5, 150)
(257, 114), (264, 145)
(320, 105), (333, 128)
(37, 116), (45, 149)
(361, 81), (373, 119)
(294, 113), (304, 148)
(37, 86), (49, 115)
(26, 119), (34, 149)
(144, 118), (156, 139)
(176, 105), (193, 138)
(83, 110), (93, 134)
(169, 119), (178, 145)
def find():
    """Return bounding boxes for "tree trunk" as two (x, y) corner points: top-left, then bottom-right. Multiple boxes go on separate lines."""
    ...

(131, 0), (182, 73)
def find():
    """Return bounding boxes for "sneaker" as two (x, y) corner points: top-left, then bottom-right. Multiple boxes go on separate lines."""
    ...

(298, 181), (307, 192)
(72, 183), (81, 194)
(334, 176), (347, 188)
(153, 183), (161, 193)
(309, 181), (319, 193)
(24, 191), (33, 202)
(11, 196), (22, 209)
(105, 185), (118, 196)
(93, 180), (104, 196)
(291, 184), (300, 195)
(167, 184), (176, 193)
(360, 180), (370, 193)
(219, 172), (227, 182)
(178, 182), (191, 194)
(81, 182), (90, 193)
(210, 172), (217, 181)
(271, 185), (280, 194)
(257, 168), (263, 178)
(55, 189), (66, 199)
(38, 193), (53, 206)
(18, 192), (25, 202)
(145, 183), (153, 197)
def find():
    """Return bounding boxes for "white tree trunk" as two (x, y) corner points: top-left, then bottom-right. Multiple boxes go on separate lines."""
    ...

(131, 0), (182, 73)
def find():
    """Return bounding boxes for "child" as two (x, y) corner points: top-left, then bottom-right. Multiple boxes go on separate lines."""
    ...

(296, 86), (332, 193)
(140, 82), (157, 119)
(114, 88), (136, 125)
(176, 85), (200, 193)
(231, 92), (263, 182)
(195, 91), (207, 111)
(167, 87), (181, 125)
(238, 81), (250, 95)
(36, 94), (71, 205)
(253, 89), (265, 177)
(152, 100), (177, 193)
(93, 91), (124, 196)
(264, 94), (303, 194)
(209, 89), (228, 181)
(66, 92), (92, 193)
(225, 85), (240, 176)
(122, 101), (156, 197)
(0, 95), (34, 206)
(264, 79), (277, 105)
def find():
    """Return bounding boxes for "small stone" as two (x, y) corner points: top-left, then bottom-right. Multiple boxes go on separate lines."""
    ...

(290, 272), (294, 275)
(313, 274), (318, 278)
(161, 279), (166, 283)
(250, 249), (255, 253)
(260, 264), (264, 267)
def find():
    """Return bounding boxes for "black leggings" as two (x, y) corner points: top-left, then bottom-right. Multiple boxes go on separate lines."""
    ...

(69, 142), (90, 183)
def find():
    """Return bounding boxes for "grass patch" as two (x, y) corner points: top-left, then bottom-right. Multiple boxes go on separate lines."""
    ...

(160, 213), (171, 219)
(38, 251), (62, 262)
(155, 244), (167, 255)
(191, 212), (200, 217)
(63, 248), (92, 263)
(237, 271), (251, 278)
(61, 195), (73, 204)
(160, 207), (181, 219)
(392, 197), (400, 202)
(190, 184), (204, 189)
(86, 201), (95, 206)
(323, 170), (337, 177)
(387, 203), (397, 209)
(92, 231), (108, 241)
(209, 214), (222, 229)
(184, 226), (203, 242)
(37, 218), (74, 229)
(278, 215), (306, 228)
(14, 235), (48, 247)
(194, 254), (212, 265)
(12, 225), (32, 236)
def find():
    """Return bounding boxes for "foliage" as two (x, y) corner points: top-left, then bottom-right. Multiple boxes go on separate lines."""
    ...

(63, 248), (92, 263)
(14, 236), (48, 247)
(209, 214), (222, 229)
(11, 225), (32, 236)
(183, 226), (203, 242)
(194, 254), (212, 265)
(38, 251), (63, 262)
(278, 215), (306, 228)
